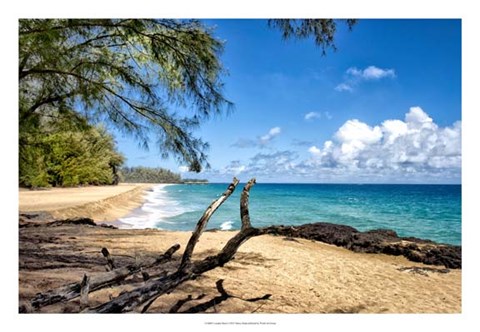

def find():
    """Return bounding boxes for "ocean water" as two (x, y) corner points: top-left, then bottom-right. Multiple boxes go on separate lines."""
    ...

(119, 183), (461, 245)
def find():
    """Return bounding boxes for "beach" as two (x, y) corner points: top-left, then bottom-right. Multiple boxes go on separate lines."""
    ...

(19, 183), (155, 223)
(18, 184), (461, 313)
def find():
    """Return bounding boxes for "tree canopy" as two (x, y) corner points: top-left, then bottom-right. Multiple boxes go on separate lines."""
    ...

(19, 19), (231, 172)
(19, 115), (124, 187)
(268, 19), (357, 54)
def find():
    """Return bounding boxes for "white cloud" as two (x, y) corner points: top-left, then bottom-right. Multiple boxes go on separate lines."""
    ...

(308, 146), (321, 156)
(347, 66), (396, 80)
(304, 112), (321, 120)
(262, 127), (282, 140)
(178, 166), (189, 173)
(335, 83), (353, 92)
(212, 107), (460, 183)
(260, 126), (281, 144)
(232, 126), (282, 148)
(220, 160), (247, 176)
(335, 119), (383, 144)
(229, 165), (246, 175)
(307, 107), (461, 177)
(336, 65), (396, 92)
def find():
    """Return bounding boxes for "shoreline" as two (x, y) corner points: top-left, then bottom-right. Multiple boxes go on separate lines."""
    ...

(18, 183), (174, 223)
(18, 182), (461, 268)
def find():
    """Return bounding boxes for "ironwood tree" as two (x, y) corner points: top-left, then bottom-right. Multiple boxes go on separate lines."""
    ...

(19, 19), (355, 186)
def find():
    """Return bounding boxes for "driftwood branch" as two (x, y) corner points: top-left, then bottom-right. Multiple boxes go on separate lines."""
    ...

(101, 247), (115, 271)
(79, 274), (90, 310)
(25, 178), (281, 313)
(87, 178), (271, 313)
(23, 243), (180, 311)
(240, 178), (256, 231)
(179, 177), (239, 271)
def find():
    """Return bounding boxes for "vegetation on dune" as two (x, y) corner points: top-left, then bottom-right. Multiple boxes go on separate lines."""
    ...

(119, 166), (208, 184)
(120, 166), (182, 184)
(19, 112), (124, 188)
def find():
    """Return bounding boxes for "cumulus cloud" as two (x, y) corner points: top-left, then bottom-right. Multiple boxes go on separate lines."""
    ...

(307, 107), (461, 177)
(231, 126), (282, 148)
(336, 65), (396, 92)
(211, 107), (460, 183)
(308, 146), (321, 156)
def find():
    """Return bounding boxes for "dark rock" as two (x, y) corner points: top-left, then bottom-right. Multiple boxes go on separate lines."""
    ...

(99, 223), (118, 229)
(19, 211), (55, 225)
(272, 222), (461, 269)
(47, 217), (96, 227)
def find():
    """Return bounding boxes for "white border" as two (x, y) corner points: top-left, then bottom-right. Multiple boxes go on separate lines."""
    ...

(3, 1), (479, 331)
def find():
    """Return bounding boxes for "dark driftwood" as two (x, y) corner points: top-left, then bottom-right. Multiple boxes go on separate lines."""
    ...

(240, 178), (256, 231)
(101, 248), (115, 271)
(79, 274), (90, 309)
(179, 177), (239, 271)
(23, 243), (180, 311)
(87, 178), (275, 313)
(22, 179), (288, 313)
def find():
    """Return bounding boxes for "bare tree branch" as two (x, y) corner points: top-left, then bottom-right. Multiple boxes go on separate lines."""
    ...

(179, 177), (239, 270)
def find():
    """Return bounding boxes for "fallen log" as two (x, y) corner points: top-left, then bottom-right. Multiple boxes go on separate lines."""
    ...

(21, 243), (180, 311)
(87, 178), (272, 313)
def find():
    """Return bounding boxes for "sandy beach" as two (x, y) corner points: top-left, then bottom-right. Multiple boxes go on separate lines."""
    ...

(19, 183), (155, 223)
(18, 184), (461, 313)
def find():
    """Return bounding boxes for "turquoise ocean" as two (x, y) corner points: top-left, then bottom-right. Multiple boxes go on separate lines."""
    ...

(118, 183), (461, 245)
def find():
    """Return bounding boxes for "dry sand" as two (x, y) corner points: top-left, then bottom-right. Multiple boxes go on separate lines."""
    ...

(19, 183), (154, 222)
(18, 184), (461, 314)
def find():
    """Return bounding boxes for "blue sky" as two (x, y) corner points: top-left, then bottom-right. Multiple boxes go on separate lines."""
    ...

(117, 19), (461, 184)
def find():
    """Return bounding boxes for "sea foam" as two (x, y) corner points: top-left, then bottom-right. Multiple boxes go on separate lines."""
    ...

(220, 220), (234, 230)
(119, 184), (188, 229)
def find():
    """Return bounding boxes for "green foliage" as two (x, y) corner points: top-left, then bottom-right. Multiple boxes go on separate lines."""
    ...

(268, 19), (357, 54)
(19, 118), (124, 188)
(120, 166), (182, 184)
(19, 19), (232, 172)
(181, 178), (208, 183)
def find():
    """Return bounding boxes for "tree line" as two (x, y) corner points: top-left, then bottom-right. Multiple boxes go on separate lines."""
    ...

(120, 166), (181, 184)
